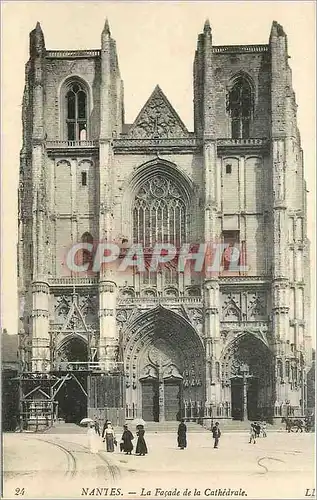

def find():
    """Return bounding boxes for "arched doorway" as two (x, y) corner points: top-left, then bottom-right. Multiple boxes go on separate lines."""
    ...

(54, 336), (88, 423)
(123, 306), (205, 422)
(222, 333), (274, 421)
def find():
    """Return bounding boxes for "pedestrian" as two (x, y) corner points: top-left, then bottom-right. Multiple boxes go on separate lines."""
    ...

(102, 418), (109, 438)
(261, 421), (267, 438)
(135, 424), (148, 456)
(255, 422), (261, 438)
(103, 421), (117, 452)
(249, 423), (256, 444)
(177, 419), (187, 450)
(212, 421), (221, 449)
(120, 424), (134, 455)
(94, 415), (100, 436)
(87, 422), (99, 453)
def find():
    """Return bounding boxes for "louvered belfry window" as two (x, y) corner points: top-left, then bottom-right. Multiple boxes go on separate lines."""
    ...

(66, 82), (87, 141)
(228, 78), (252, 139)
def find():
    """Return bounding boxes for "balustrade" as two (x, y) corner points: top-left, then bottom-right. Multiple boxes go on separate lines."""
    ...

(46, 140), (98, 149)
(211, 44), (269, 53)
(117, 296), (202, 306)
(52, 361), (116, 372)
(48, 276), (99, 286)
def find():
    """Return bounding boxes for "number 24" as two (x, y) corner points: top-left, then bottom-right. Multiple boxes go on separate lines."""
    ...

(15, 488), (25, 496)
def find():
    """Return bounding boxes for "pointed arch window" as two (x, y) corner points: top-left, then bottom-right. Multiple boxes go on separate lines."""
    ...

(133, 175), (187, 248)
(65, 82), (88, 141)
(227, 78), (253, 139)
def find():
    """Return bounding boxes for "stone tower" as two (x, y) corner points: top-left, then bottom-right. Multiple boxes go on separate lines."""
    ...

(17, 20), (311, 430)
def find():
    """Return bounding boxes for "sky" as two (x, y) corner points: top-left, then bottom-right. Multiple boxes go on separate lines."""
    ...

(1, 1), (315, 340)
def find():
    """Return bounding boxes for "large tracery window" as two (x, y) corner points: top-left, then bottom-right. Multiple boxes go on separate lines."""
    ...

(65, 82), (87, 141)
(228, 78), (253, 139)
(133, 175), (187, 248)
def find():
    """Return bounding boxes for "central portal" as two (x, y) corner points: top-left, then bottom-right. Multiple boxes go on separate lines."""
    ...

(124, 306), (205, 422)
(231, 376), (259, 421)
(141, 380), (181, 422)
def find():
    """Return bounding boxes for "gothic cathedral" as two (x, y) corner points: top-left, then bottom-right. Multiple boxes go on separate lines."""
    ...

(18, 20), (312, 429)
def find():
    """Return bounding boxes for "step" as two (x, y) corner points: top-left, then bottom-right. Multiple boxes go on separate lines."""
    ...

(139, 422), (210, 433)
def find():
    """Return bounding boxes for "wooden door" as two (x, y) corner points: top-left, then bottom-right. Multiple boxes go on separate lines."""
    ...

(231, 377), (243, 420)
(142, 382), (159, 422)
(164, 383), (180, 421)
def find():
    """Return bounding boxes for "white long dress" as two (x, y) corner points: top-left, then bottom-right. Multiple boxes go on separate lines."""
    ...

(104, 427), (116, 452)
(87, 426), (99, 453)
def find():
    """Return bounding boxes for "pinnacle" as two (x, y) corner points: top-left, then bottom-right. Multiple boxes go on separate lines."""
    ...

(204, 18), (211, 34)
(103, 18), (111, 36)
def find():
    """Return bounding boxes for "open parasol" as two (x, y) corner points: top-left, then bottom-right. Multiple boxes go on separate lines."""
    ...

(80, 417), (95, 425)
(132, 418), (146, 427)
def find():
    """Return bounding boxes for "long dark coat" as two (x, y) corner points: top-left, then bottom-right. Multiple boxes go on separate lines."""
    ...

(121, 429), (134, 453)
(177, 422), (187, 449)
(135, 428), (148, 455)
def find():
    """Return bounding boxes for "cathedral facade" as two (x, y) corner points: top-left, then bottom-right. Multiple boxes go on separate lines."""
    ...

(18, 19), (312, 428)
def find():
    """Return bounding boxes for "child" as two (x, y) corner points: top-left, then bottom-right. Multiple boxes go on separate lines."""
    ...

(249, 423), (256, 444)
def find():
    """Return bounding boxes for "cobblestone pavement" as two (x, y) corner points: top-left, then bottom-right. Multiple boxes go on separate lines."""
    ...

(2, 431), (315, 499)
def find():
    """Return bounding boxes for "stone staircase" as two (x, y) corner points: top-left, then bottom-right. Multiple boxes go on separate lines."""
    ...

(42, 420), (208, 434)
(32, 419), (286, 435)
(137, 421), (209, 433)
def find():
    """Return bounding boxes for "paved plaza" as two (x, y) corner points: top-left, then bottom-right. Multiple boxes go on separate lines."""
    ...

(2, 429), (315, 500)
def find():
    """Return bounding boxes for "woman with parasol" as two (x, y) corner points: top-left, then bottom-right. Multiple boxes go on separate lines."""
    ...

(81, 418), (99, 454)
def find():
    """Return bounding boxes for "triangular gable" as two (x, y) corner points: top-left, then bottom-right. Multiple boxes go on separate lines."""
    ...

(62, 300), (88, 332)
(128, 85), (189, 139)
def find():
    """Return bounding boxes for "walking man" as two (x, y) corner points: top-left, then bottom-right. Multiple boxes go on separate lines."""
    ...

(212, 421), (221, 449)
(249, 423), (256, 444)
(177, 419), (187, 450)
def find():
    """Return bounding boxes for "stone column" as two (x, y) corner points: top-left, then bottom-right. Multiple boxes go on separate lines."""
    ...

(204, 279), (220, 403)
(99, 280), (118, 371)
(31, 281), (50, 372)
(272, 138), (290, 408)
(158, 359), (165, 422)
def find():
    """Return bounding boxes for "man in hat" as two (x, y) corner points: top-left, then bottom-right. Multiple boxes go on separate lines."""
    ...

(212, 421), (221, 449)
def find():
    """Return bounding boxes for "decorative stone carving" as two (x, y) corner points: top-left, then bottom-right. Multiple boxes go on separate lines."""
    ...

(186, 286), (201, 297)
(163, 364), (183, 379)
(99, 282), (116, 293)
(99, 309), (114, 317)
(61, 299), (88, 332)
(248, 292), (267, 319)
(222, 294), (241, 321)
(31, 309), (49, 318)
(128, 86), (189, 139)
(140, 364), (158, 380)
(164, 287), (178, 297)
(119, 287), (135, 298)
(55, 296), (71, 320)
(220, 330), (228, 342)
(148, 345), (171, 367)
(186, 308), (203, 334)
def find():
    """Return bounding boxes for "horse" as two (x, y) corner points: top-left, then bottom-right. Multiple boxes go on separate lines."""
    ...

(304, 416), (315, 433)
(282, 417), (304, 433)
